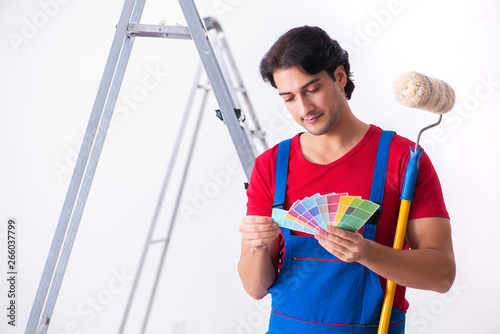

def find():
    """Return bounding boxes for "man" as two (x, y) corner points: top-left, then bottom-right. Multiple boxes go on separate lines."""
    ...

(238, 26), (455, 333)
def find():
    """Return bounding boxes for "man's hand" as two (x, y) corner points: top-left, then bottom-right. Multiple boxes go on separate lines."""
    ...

(238, 216), (281, 299)
(239, 216), (281, 250)
(314, 226), (370, 262)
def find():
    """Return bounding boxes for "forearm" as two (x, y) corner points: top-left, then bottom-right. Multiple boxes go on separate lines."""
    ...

(238, 247), (277, 299)
(360, 240), (456, 293)
(316, 217), (456, 293)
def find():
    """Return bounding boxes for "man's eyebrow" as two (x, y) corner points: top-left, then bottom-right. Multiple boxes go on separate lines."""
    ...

(278, 78), (321, 96)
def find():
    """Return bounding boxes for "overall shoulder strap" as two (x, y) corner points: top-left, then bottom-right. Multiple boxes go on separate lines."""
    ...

(369, 130), (395, 205)
(365, 130), (395, 227)
(273, 139), (292, 210)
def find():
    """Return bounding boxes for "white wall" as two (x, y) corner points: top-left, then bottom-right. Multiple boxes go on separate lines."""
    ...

(1, 0), (499, 333)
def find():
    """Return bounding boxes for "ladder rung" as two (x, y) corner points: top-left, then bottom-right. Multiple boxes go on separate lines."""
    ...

(150, 238), (167, 244)
(250, 129), (266, 140)
(127, 24), (192, 39)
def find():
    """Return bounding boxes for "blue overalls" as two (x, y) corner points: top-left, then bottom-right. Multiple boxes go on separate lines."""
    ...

(267, 131), (406, 333)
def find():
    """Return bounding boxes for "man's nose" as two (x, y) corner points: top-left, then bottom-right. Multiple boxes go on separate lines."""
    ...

(298, 96), (314, 117)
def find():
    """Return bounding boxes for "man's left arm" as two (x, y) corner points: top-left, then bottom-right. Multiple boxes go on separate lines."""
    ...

(315, 217), (456, 293)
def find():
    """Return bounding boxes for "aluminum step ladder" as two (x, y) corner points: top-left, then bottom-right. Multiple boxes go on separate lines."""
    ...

(25, 1), (267, 333)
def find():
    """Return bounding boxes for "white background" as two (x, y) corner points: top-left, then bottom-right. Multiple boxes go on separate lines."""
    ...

(1, 0), (499, 333)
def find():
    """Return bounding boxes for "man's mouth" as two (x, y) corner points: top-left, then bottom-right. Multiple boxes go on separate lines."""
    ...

(303, 114), (322, 124)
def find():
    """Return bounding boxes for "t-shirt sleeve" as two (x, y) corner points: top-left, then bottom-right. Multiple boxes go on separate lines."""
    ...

(408, 150), (450, 220)
(245, 149), (275, 217)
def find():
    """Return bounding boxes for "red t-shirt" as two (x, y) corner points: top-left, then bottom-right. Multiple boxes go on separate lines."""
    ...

(245, 125), (449, 312)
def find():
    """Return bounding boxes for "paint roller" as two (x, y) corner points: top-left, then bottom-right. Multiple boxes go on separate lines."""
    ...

(377, 71), (455, 334)
(393, 71), (455, 149)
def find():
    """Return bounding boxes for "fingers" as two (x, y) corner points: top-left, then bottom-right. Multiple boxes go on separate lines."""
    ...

(240, 216), (281, 250)
(239, 216), (276, 232)
(243, 230), (280, 241)
(324, 226), (359, 241)
(315, 227), (364, 262)
(315, 227), (354, 247)
(315, 231), (350, 258)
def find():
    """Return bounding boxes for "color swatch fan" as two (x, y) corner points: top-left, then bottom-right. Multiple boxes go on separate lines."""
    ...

(272, 193), (380, 234)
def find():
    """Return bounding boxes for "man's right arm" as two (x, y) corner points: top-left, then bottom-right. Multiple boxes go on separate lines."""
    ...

(238, 216), (282, 300)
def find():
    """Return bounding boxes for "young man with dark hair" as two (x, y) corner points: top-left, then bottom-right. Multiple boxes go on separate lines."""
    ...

(238, 26), (455, 333)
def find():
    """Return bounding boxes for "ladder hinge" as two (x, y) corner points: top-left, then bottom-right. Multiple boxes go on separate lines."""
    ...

(215, 108), (244, 123)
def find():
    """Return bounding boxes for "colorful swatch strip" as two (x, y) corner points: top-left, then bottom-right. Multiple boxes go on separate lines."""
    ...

(272, 192), (380, 235)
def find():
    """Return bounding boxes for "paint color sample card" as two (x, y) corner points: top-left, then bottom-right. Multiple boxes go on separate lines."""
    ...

(271, 193), (379, 235)
(314, 195), (329, 229)
(335, 198), (380, 232)
(273, 208), (317, 234)
(334, 196), (361, 224)
(326, 193), (348, 224)
(289, 201), (321, 231)
(301, 194), (323, 227)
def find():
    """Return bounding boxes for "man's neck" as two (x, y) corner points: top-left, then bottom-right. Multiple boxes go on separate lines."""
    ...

(299, 114), (370, 165)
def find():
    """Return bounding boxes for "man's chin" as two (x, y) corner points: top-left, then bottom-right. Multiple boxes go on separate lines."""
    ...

(304, 126), (329, 136)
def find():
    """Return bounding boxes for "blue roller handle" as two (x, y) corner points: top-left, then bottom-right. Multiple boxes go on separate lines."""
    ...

(379, 145), (425, 333)
(400, 147), (424, 201)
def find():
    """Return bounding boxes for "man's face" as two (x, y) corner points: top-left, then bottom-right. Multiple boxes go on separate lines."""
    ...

(274, 66), (347, 136)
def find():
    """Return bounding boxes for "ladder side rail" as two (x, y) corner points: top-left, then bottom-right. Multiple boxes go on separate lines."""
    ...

(208, 33), (262, 159)
(140, 82), (210, 334)
(25, 0), (141, 332)
(205, 17), (268, 150)
(118, 63), (204, 334)
(179, 0), (255, 180)
(36, 1), (149, 331)
(209, 29), (242, 111)
(38, 30), (142, 334)
(220, 40), (268, 149)
(208, 29), (261, 156)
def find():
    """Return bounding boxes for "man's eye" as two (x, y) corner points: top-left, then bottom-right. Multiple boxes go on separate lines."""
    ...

(285, 96), (295, 102)
(307, 87), (319, 93)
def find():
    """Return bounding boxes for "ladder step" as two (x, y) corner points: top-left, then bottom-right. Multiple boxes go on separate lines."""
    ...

(127, 24), (192, 39)
(150, 238), (167, 244)
(250, 129), (266, 140)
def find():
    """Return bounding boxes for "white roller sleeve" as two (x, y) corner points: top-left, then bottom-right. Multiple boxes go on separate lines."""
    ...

(393, 71), (455, 114)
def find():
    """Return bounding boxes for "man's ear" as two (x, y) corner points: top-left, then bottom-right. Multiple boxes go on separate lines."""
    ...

(335, 65), (347, 88)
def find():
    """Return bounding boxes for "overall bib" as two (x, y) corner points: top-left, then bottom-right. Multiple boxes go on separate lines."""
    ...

(267, 131), (406, 334)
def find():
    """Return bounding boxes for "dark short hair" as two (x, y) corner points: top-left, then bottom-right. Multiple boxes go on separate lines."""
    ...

(259, 26), (355, 100)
